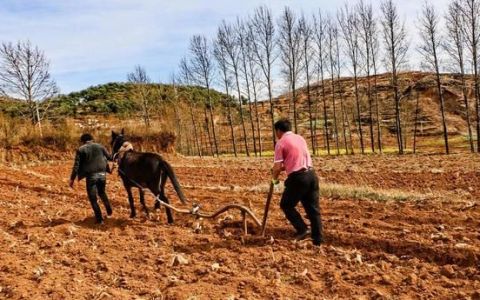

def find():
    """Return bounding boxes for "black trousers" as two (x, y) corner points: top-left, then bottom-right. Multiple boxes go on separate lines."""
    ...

(86, 173), (112, 223)
(280, 169), (323, 244)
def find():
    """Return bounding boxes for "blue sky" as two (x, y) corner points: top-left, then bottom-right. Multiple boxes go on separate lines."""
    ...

(0, 0), (449, 94)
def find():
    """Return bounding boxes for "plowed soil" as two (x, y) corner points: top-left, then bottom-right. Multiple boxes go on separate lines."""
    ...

(0, 154), (479, 299)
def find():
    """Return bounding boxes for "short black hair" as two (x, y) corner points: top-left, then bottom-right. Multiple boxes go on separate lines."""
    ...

(80, 133), (94, 143)
(274, 119), (291, 133)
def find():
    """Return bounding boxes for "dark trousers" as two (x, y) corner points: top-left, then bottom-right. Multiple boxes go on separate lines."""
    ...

(86, 173), (112, 223)
(280, 169), (323, 244)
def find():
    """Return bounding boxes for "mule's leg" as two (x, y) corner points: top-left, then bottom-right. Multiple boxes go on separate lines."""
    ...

(160, 173), (174, 224)
(151, 172), (174, 224)
(154, 171), (167, 210)
(139, 188), (149, 216)
(126, 186), (136, 218)
(160, 193), (173, 224)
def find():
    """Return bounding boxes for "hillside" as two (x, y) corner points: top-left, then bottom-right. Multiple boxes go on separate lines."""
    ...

(250, 71), (477, 153)
(0, 72), (478, 157)
(0, 82), (230, 118)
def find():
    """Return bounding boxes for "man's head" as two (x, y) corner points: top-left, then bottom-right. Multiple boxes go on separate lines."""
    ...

(80, 133), (94, 144)
(274, 118), (291, 139)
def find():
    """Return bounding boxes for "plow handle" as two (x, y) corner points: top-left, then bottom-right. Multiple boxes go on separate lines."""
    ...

(261, 181), (275, 237)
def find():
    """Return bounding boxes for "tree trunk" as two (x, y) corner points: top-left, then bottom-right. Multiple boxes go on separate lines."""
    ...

(35, 101), (43, 138)
(267, 78), (276, 150)
(322, 83), (330, 154)
(241, 50), (258, 157)
(460, 73), (475, 152)
(348, 108), (356, 155)
(373, 61), (383, 153)
(304, 51), (315, 155)
(353, 67), (364, 154)
(413, 91), (420, 154)
(206, 87), (219, 157)
(191, 109), (202, 157)
(221, 71), (237, 156)
(330, 74), (340, 154)
(234, 69), (250, 156)
(245, 85), (258, 157)
(434, 70), (449, 154)
(337, 78), (350, 154)
(226, 99), (238, 157)
(393, 75), (403, 154)
(366, 49), (375, 153)
(203, 106), (214, 156)
(249, 67), (263, 156)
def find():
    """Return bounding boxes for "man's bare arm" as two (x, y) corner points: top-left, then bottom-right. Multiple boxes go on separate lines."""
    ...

(272, 162), (284, 181)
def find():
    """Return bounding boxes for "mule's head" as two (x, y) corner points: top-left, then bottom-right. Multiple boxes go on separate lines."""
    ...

(111, 128), (125, 155)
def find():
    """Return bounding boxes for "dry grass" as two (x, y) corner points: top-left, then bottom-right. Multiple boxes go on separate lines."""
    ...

(0, 114), (178, 162)
(320, 183), (426, 202)
(182, 182), (427, 203)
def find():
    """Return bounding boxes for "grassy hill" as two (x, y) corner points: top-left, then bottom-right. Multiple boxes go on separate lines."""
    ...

(0, 82), (230, 118)
(1, 72), (478, 159)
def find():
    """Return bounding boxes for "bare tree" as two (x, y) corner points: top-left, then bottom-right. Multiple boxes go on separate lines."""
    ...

(178, 57), (202, 157)
(413, 90), (421, 153)
(214, 26), (238, 156)
(381, 0), (409, 154)
(246, 25), (263, 156)
(237, 19), (258, 156)
(418, 1), (449, 154)
(457, 0), (480, 152)
(338, 4), (365, 154)
(189, 35), (219, 157)
(250, 6), (277, 148)
(217, 20), (250, 156)
(357, 0), (377, 153)
(445, 0), (475, 152)
(326, 17), (341, 154)
(313, 11), (331, 154)
(170, 74), (184, 152)
(127, 65), (153, 128)
(299, 13), (316, 154)
(278, 7), (304, 133)
(371, 16), (383, 153)
(335, 25), (353, 154)
(0, 41), (58, 136)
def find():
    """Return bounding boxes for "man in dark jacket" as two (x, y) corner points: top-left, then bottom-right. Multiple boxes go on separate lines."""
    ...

(70, 133), (112, 224)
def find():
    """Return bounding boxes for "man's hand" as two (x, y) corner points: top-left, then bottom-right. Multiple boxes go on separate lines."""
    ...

(69, 179), (75, 188)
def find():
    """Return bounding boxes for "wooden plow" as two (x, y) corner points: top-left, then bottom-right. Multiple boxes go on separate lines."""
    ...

(117, 168), (275, 236)
(153, 181), (275, 236)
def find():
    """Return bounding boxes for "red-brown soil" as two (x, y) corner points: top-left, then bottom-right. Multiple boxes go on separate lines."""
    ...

(0, 154), (479, 299)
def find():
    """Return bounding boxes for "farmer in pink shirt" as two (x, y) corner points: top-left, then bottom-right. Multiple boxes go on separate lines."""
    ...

(272, 119), (323, 246)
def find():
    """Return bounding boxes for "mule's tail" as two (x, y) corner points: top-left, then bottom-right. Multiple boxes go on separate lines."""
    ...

(162, 161), (188, 204)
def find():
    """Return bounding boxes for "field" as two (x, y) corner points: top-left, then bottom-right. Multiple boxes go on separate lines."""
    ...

(0, 154), (479, 299)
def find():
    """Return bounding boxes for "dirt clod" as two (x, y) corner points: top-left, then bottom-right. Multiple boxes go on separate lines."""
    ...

(170, 254), (189, 267)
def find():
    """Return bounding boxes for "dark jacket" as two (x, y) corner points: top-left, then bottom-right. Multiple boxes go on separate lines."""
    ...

(70, 142), (112, 181)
